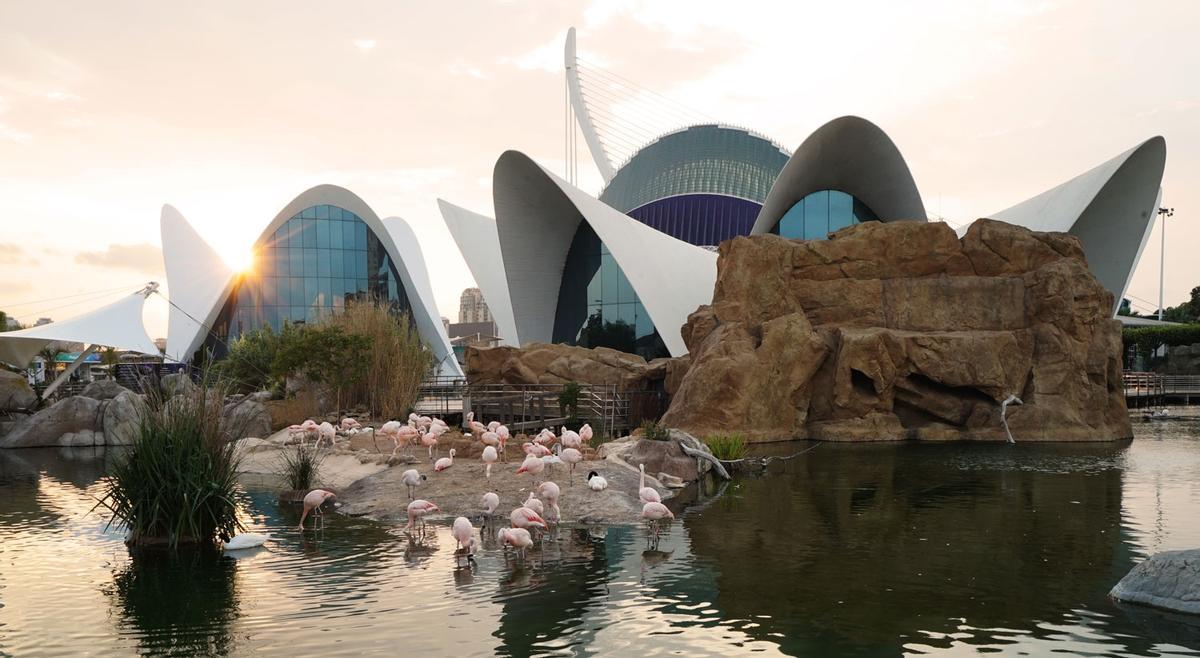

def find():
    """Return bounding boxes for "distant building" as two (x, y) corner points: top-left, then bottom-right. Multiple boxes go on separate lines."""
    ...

(458, 288), (492, 324)
(34, 318), (52, 326)
(441, 316), (450, 333)
(4, 317), (20, 330)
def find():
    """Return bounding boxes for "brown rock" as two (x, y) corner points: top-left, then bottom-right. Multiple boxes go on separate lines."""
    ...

(0, 370), (36, 412)
(662, 218), (1131, 443)
(465, 342), (677, 391)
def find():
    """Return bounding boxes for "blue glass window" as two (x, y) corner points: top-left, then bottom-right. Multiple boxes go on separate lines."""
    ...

(773, 190), (878, 241)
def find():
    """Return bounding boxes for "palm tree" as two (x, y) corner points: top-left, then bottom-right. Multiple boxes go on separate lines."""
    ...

(100, 346), (121, 378)
(35, 346), (64, 385)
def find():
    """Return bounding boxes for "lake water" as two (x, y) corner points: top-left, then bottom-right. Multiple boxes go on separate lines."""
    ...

(2, 418), (1200, 657)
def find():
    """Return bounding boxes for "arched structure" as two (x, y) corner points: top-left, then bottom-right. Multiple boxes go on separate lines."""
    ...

(162, 185), (461, 377)
(991, 136), (1167, 315)
(492, 150), (716, 358)
(751, 116), (926, 235)
(436, 200), (519, 345)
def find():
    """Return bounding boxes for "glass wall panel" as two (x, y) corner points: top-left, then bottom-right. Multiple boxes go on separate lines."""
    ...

(772, 189), (879, 241)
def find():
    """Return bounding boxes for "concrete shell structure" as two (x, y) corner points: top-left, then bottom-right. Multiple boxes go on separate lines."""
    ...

(751, 116), (926, 235)
(436, 200), (519, 346)
(491, 150), (716, 357)
(161, 185), (462, 377)
(991, 137), (1167, 314)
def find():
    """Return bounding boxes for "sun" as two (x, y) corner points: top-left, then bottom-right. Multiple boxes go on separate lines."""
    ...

(221, 246), (255, 274)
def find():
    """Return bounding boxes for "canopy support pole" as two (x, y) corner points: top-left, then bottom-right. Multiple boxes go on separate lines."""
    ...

(42, 344), (99, 400)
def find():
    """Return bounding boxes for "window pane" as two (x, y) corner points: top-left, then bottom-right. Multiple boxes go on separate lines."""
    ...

(304, 278), (319, 306)
(303, 248), (317, 274)
(829, 191), (854, 232)
(278, 277), (291, 306)
(355, 223), (367, 250)
(316, 219), (330, 246)
(315, 205), (330, 220)
(290, 278), (304, 307)
(317, 248), (331, 277)
(343, 222), (356, 249)
(302, 218), (317, 248)
(329, 220), (344, 249)
(331, 249), (344, 278)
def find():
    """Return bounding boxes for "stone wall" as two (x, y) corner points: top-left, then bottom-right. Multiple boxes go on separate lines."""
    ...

(465, 342), (672, 391)
(660, 218), (1132, 442)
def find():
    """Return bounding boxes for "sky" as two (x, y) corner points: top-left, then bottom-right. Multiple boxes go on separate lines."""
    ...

(0, 0), (1197, 340)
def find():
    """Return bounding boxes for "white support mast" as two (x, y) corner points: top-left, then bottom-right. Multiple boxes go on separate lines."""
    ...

(564, 27), (615, 184)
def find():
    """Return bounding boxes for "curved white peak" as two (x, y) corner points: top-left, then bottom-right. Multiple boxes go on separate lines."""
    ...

(0, 290), (161, 367)
(991, 136), (1166, 314)
(751, 115), (926, 235)
(380, 216), (464, 379)
(436, 199), (519, 346)
(492, 150), (717, 357)
(161, 203), (235, 362)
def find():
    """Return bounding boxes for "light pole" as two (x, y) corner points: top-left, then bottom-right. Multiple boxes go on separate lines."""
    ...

(1158, 207), (1174, 321)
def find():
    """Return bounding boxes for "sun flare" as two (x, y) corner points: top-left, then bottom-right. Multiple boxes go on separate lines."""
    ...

(221, 247), (255, 274)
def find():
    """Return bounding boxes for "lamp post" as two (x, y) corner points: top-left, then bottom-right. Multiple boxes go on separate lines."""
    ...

(1157, 207), (1174, 321)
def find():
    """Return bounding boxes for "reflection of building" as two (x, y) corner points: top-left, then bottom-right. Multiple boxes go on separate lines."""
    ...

(458, 287), (492, 324)
(162, 185), (462, 377)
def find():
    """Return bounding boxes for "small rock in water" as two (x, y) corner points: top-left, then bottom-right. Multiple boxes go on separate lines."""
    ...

(1110, 549), (1200, 615)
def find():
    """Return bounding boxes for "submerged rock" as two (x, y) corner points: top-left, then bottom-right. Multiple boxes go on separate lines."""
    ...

(660, 218), (1132, 442)
(1110, 549), (1200, 615)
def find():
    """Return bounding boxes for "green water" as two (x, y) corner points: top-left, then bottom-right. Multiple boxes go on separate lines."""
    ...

(2, 418), (1200, 656)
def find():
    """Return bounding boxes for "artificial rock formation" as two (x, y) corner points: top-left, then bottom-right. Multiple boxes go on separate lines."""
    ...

(0, 370), (36, 412)
(660, 219), (1132, 442)
(466, 341), (674, 391)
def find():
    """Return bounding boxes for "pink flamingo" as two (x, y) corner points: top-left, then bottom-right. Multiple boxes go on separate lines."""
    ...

(522, 491), (544, 516)
(639, 463), (661, 504)
(400, 469), (426, 500)
(394, 425), (419, 457)
(487, 421), (500, 432)
(509, 506), (547, 532)
(516, 453), (546, 485)
(421, 427), (439, 461)
(561, 427), (582, 450)
(523, 442), (551, 458)
(379, 420), (402, 449)
(496, 425), (510, 461)
(641, 501), (674, 540)
(481, 431), (501, 451)
(340, 417), (362, 431)
(315, 421), (336, 449)
(537, 481), (561, 523)
(558, 445), (583, 484)
(298, 489), (336, 531)
(497, 527), (533, 559)
(482, 492), (500, 517)
(482, 445), (498, 478)
(579, 423), (593, 444)
(406, 499), (439, 532)
(452, 516), (475, 556)
(434, 448), (456, 472)
(468, 420), (487, 437)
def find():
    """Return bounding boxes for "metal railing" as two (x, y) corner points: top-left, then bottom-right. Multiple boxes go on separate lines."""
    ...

(1123, 371), (1200, 405)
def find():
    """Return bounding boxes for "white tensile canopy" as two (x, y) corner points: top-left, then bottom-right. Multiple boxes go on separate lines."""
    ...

(0, 288), (163, 368)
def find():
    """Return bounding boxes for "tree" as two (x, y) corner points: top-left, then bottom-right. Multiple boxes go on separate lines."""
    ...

(1118, 298), (1141, 317)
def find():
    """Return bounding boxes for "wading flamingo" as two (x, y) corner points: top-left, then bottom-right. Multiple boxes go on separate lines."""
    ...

(482, 492), (500, 517)
(434, 448), (456, 472)
(452, 516), (475, 556)
(641, 501), (674, 540)
(298, 489), (336, 531)
(482, 445), (498, 478)
(639, 464), (661, 504)
(537, 481), (560, 523)
(587, 471), (608, 491)
(510, 506), (547, 532)
(401, 469), (426, 500)
(406, 499), (439, 532)
(497, 527), (533, 559)
(522, 491), (544, 516)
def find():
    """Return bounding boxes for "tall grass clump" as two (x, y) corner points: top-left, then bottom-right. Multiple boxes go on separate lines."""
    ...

(278, 444), (323, 491)
(95, 385), (246, 548)
(325, 299), (434, 419)
(640, 420), (672, 442)
(704, 433), (748, 461)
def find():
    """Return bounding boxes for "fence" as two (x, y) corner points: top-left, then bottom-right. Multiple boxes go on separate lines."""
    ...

(1123, 371), (1200, 406)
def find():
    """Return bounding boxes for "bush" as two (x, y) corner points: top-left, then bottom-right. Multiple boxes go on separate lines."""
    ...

(278, 444), (323, 491)
(704, 433), (748, 461)
(640, 420), (671, 442)
(213, 324), (281, 393)
(324, 300), (433, 419)
(95, 384), (246, 548)
(558, 381), (583, 419)
(1123, 324), (1200, 364)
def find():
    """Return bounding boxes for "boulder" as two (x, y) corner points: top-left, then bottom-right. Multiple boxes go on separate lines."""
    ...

(0, 396), (103, 448)
(160, 372), (196, 399)
(1164, 343), (1200, 375)
(1110, 549), (1200, 615)
(81, 379), (130, 401)
(220, 399), (272, 441)
(466, 342), (672, 390)
(0, 370), (36, 411)
(102, 391), (146, 445)
(598, 432), (713, 483)
(660, 218), (1132, 442)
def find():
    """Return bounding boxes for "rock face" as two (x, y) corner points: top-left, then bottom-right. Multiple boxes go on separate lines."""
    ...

(1, 396), (104, 448)
(1164, 343), (1200, 375)
(0, 370), (36, 411)
(220, 399), (272, 440)
(466, 342), (670, 390)
(160, 372), (196, 399)
(660, 219), (1132, 442)
(81, 379), (130, 401)
(1110, 549), (1200, 615)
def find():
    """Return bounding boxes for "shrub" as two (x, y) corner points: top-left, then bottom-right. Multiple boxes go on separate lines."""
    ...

(213, 324), (281, 393)
(278, 444), (323, 491)
(640, 420), (671, 442)
(1123, 324), (1200, 364)
(324, 300), (433, 419)
(95, 384), (246, 548)
(558, 381), (583, 419)
(704, 433), (748, 461)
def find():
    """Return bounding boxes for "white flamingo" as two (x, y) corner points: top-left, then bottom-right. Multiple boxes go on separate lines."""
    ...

(406, 499), (439, 532)
(434, 448), (456, 472)
(452, 516), (475, 556)
(482, 445), (498, 478)
(522, 491), (544, 516)
(639, 464), (661, 504)
(537, 481), (561, 523)
(315, 422), (336, 449)
(558, 444), (583, 484)
(482, 491), (500, 517)
(401, 468), (426, 500)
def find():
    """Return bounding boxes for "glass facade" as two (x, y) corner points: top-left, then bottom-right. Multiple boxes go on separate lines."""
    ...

(600, 124), (789, 214)
(552, 222), (668, 360)
(204, 204), (411, 357)
(627, 194), (763, 247)
(772, 190), (878, 240)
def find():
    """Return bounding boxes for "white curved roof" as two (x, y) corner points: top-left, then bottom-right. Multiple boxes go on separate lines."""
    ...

(0, 289), (161, 367)
(492, 150), (716, 357)
(436, 199), (519, 345)
(161, 204), (235, 361)
(991, 136), (1166, 313)
(162, 186), (460, 376)
(751, 115), (926, 234)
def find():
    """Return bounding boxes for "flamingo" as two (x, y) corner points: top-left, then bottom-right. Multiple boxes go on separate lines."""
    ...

(522, 491), (544, 516)
(516, 453), (546, 485)
(482, 445), (498, 478)
(496, 425), (510, 461)
(523, 442), (551, 458)
(558, 444), (583, 483)
(379, 420), (402, 448)
(434, 448), (456, 472)
(468, 420), (487, 437)
(340, 417), (361, 431)
(393, 425), (420, 457)
(290, 419), (319, 445)
(579, 423), (593, 444)
(497, 527), (533, 559)
(298, 489), (336, 531)
(537, 481), (561, 523)
(639, 464), (661, 504)
(315, 421), (336, 449)
(561, 427), (582, 450)
(452, 516), (475, 556)
(482, 492), (500, 517)
(641, 501), (674, 540)
(421, 427), (439, 461)
(401, 469), (426, 500)
(406, 499), (439, 532)
(534, 428), (556, 447)
(510, 506), (547, 532)
(481, 431), (501, 451)
(587, 471), (608, 491)
(487, 421), (500, 432)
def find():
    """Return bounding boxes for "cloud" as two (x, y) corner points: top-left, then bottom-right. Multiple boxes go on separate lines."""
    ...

(74, 243), (163, 275)
(353, 39), (377, 51)
(0, 243), (24, 264)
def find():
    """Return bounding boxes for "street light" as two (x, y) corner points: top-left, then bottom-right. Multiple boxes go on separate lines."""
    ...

(1158, 206), (1175, 321)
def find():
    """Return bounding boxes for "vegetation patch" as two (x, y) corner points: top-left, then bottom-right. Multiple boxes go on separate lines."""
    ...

(277, 444), (324, 492)
(640, 420), (672, 442)
(704, 432), (748, 461)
